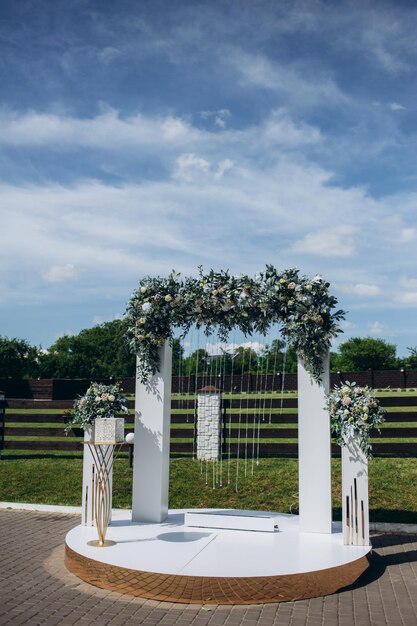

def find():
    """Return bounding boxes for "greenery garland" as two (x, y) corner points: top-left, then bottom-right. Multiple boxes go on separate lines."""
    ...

(125, 265), (345, 384)
(326, 381), (386, 458)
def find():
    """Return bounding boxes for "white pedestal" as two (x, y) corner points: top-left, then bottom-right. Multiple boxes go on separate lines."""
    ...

(132, 342), (172, 523)
(185, 509), (281, 532)
(342, 437), (369, 545)
(297, 354), (332, 533)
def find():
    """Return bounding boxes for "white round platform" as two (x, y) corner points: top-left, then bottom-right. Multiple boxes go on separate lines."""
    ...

(65, 509), (371, 604)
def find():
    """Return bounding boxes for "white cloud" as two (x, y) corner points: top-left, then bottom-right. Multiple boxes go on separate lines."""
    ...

(261, 109), (322, 146)
(0, 108), (200, 148)
(340, 320), (357, 331)
(369, 321), (385, 336)
(229, 50), (347, 107)
(290, 226), (356, 258)
(173, 153), (211, 181)
(351, 283), (382, 297)
(161, 116), (191, 140)
(0, 153), (400, 309)
(390, 277), (417, 306)
(1, 107), (416, 322)
(200, 109), (231, 128)
(396, 292), (417, 306)
(400, 277), (417, 290)
(400, 228), (417, 242)
(0, 107), (322, 157)
(389, 102), (406, 111)
(214, 159), (234, 179)
(214, 114), (229, 129)
(42, 264), (79, 283)
(98, 47), (122, 65)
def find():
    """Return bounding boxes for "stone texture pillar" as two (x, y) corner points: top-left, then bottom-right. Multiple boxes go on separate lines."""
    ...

(197, 386), (222, 461)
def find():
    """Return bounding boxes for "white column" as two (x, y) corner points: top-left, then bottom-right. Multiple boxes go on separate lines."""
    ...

(132, 341), (172, 523)
(342, 437), (369, 545)
(298, 354), (332, 533)
(81, 425), (113, 526)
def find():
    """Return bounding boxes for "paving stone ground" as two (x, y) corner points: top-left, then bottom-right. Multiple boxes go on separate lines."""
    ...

(0, 510), (417, 626)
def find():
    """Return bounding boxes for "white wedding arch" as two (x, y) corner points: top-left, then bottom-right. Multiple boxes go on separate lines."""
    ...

(123, 266), (366, 540)
(67, 266), (371, 605)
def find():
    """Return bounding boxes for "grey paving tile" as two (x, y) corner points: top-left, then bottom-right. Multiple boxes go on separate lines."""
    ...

(1, 511), (417, 626)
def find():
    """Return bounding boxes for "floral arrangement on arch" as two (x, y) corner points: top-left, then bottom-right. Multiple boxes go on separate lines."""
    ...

(65, 382), (129, 433)
(125, 265), (345, 384)
(326, 381), (386, 458)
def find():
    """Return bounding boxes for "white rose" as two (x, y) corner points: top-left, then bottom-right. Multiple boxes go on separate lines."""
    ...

(108, 394), (115, 402)
(142, 302), (152, 312)
(140, 286), (147, 294)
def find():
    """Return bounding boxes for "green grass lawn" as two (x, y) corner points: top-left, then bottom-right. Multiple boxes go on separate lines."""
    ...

(2, 389), (416, 523)
(1, 455), (416, 523)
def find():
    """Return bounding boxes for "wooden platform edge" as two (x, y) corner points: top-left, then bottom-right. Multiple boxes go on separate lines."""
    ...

(64, 543), (370, 605)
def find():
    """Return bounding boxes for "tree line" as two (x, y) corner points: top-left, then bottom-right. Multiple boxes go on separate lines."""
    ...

(0, 319), (416, 379)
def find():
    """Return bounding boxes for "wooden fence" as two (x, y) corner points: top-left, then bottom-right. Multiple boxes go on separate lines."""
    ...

(3, 395), (417, 456)
(1, 368), (417, 399)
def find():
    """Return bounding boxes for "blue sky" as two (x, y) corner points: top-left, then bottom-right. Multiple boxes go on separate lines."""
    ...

(1, 0), (417, 356)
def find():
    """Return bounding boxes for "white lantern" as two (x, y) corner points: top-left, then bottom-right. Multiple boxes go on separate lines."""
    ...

(94, 418), (125, 444)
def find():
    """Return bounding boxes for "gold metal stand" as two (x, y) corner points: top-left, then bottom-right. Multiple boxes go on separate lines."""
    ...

(85, 442), (121, 547)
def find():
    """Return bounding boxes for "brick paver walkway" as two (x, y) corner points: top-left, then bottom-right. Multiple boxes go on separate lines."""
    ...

(0, 510), (417, 625)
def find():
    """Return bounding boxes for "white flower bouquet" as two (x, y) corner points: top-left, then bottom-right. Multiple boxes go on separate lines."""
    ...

(65, 382), (129, 434)
(326, 381), (385, 458)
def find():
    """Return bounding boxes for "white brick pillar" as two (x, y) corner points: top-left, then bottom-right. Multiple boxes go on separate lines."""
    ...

(197, 386), (222, 461)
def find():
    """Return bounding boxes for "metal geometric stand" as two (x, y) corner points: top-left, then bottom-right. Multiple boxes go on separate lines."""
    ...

(342, 436), (369, 546)
(85, 443), (121, 547)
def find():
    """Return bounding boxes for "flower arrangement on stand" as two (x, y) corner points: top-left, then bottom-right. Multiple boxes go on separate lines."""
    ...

(65, 382), (129, 434)
(66, 382), (129, 547)
(326, 381), (386, 458)
(125, 265), (345, 384)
